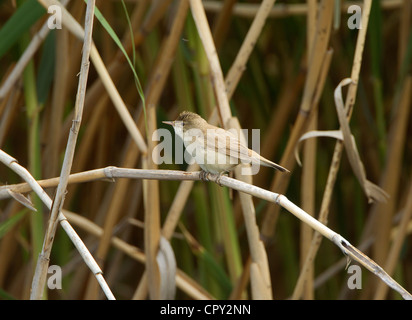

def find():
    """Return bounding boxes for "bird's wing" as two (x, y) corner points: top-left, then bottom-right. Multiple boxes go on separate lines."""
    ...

(183, 127), (206, 145)
(204, 128), (253, 164)
(204, 127), (289, 172)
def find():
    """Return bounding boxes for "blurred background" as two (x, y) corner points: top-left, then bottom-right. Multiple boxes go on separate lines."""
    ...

(0, 0), (411, 299)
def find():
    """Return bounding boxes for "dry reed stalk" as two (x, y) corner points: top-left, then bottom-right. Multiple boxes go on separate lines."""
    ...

(44, 27), (69, 179)
(261, 0), (334, 240)
(216, 0), (284, 245)
(0, 168), (203, 200)
(217, 173), (411, 300)
(313, 238), (373, 293)
(298, 74), (391, 298)
(176, 170), (411, 299)
(203, 0), (403, 18)
(158, 0), (281, 298)
(211, 0), (237, 49)
(90, 48), (147, 152)
(189, 0), (232, 121)
(131, 0), (190, 300)
(2, 162), (411, 298)
(138, 0), (190, 109)
(398, 0), (411, 72)
(63, 210), (214, 300)
(228, 256), (251, 300)
(37, 0), (148, 155)
(294, 0), (376, 300)
(292, 49), (333, 298)
(139, 0), (174, 37)
(30, 0), (98, 300)
(63, 0), (166, 139)
(127, 0), (150, 39)
(299, 0), (318, 300)
(106, 180), (143, 282)
(0, 0), (70, 100)
(0, 150), (114, 299)
(368, 6), (412, 267)
(84, 142), (140, 299)
(58, 62), (122, 146)
(2, 0), (405, 300)
(63, 2), (149, 218)
(87, 126), (139, 250)
(133, 274), (149, 300)
(255, 74), (304, 187)
(135, 171), (199, 303)
(0, 81), (21, 146)
(9, 0), (284, 300)
(374, 76), (412, 299)
(57, 0), (162, 146)
(175, 270), (215, 300)
(131, 164), (199, 297)
(144, 105), (162, 300)
(127, 170), (412, 298)
(299, 86), (317, 298)
(307, 0), (317, 48)
(58, 0), (156, 138)
(0, 169), (105, 199)
(292, 51), (333, 300)
(70, 95), (109, 175)
(190, 0), (277, 299)
(162, 178), (197, 240)
(336, 0), (372, 121)
(39, 0), (177, 299)
(224, 0), (277, 100)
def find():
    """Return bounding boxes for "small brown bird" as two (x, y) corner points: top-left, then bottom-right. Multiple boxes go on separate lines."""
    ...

(163, 111), (289, 175)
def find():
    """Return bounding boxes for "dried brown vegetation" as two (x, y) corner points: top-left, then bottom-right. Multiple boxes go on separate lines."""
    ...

(0, 0), (411, 300)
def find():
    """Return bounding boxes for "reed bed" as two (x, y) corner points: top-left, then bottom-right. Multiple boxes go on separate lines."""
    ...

(0, 0), (411, 300)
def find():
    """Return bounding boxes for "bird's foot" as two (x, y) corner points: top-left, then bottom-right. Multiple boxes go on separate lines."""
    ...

(199, 170), (210, 182)
(212, 172), (226, 187)
(199, 171), (225, 186)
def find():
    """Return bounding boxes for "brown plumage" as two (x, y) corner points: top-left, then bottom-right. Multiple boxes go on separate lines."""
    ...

(163, 111), (289, 174)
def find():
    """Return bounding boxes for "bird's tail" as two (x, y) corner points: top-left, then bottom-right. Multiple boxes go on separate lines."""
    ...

(259, 157), (290, 173)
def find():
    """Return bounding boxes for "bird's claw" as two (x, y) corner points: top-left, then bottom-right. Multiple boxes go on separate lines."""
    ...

(199, 170), (210, 182)
(215, 173), (224, 187)
(211, 172), (225, 187)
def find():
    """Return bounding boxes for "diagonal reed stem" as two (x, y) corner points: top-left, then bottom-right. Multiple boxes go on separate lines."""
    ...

(30, 0), (109, 300)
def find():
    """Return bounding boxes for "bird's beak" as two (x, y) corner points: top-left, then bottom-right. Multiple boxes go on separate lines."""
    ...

(162, 120), (175, 127)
